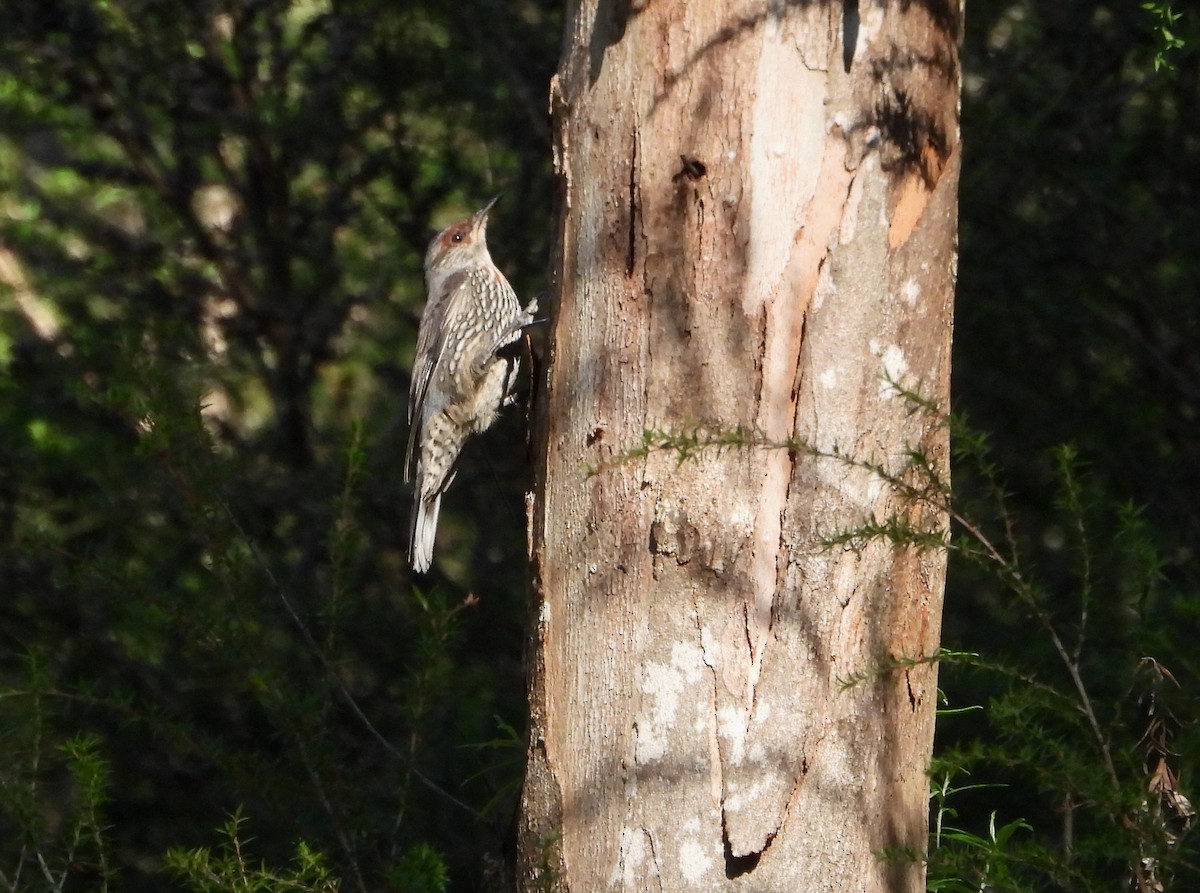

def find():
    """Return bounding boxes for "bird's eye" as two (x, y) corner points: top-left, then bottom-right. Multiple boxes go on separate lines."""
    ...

(452, 232), (464, 243)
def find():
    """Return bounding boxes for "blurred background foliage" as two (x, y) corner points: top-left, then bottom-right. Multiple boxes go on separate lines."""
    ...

(0, 0), (1196, 891)
(0, 0), (557, 890)
(936, 1), (1200, 889)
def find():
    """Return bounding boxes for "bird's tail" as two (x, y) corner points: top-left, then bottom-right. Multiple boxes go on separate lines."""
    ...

(409, 492), (442, 574)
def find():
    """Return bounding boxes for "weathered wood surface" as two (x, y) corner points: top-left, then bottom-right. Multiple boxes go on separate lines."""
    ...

(521, 3), (960, 890)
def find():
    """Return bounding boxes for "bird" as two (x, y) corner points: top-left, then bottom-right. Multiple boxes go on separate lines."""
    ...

(405, 196), (536, 573)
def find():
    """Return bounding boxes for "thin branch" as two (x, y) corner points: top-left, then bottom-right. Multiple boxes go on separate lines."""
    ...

(295, 737), (368, 893)
(218, 501), (489, 824)
(1056, 448), (1094, 665)
(599, 412), (1126, 793)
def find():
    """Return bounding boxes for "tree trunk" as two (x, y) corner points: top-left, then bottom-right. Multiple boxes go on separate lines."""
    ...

(520, 2), (959, 890)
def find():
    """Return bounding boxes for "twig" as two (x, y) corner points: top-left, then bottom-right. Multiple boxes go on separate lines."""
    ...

(598, 412), (1125, 793)
(219, 502), (488, 824)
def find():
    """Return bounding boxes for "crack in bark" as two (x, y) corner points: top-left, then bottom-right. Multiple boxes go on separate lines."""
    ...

(739, 598), (754, 662)
(772, 298), (809, 633)
(644, 828), (664, 893)
(751, 303), (770, 427)
(694, 589), (725, 812)
(842, 0), (860, 73)
(625, 128), (638, 278)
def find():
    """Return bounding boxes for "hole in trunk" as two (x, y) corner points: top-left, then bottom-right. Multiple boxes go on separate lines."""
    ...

(724, 844), (762, 879)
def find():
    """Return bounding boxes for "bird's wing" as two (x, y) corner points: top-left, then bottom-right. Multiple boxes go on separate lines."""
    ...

(405, 270), (471, 481)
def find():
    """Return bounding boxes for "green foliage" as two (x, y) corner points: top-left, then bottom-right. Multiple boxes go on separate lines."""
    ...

(0, 0), (556, 889)
(387, 844), (449, 893)
(928, 773), (1035, 893)
(937, 4), (1200, 885)
(958, 0), (1200, 565)
(935, 415), (1199, 890)
(165, 813), (340, 893)
(0, 672), (114, 892)
(462, 716), (526, 820)
(1142, 3), (1186, 70)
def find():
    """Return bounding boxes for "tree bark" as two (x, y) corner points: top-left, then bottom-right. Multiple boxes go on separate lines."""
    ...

(520, 2), (960, 890)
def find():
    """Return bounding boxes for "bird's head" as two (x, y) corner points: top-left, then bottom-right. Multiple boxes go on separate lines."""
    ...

(423, 195), (499, 279)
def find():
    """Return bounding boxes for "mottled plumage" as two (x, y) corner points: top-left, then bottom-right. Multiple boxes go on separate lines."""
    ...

(405, 197), (535, 572)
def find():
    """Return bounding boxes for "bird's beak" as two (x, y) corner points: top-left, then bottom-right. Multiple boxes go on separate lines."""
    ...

(473, 194), (501, 233)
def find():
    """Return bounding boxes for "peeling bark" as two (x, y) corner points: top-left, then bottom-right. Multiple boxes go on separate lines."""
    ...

(520, 2), (959, 890)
